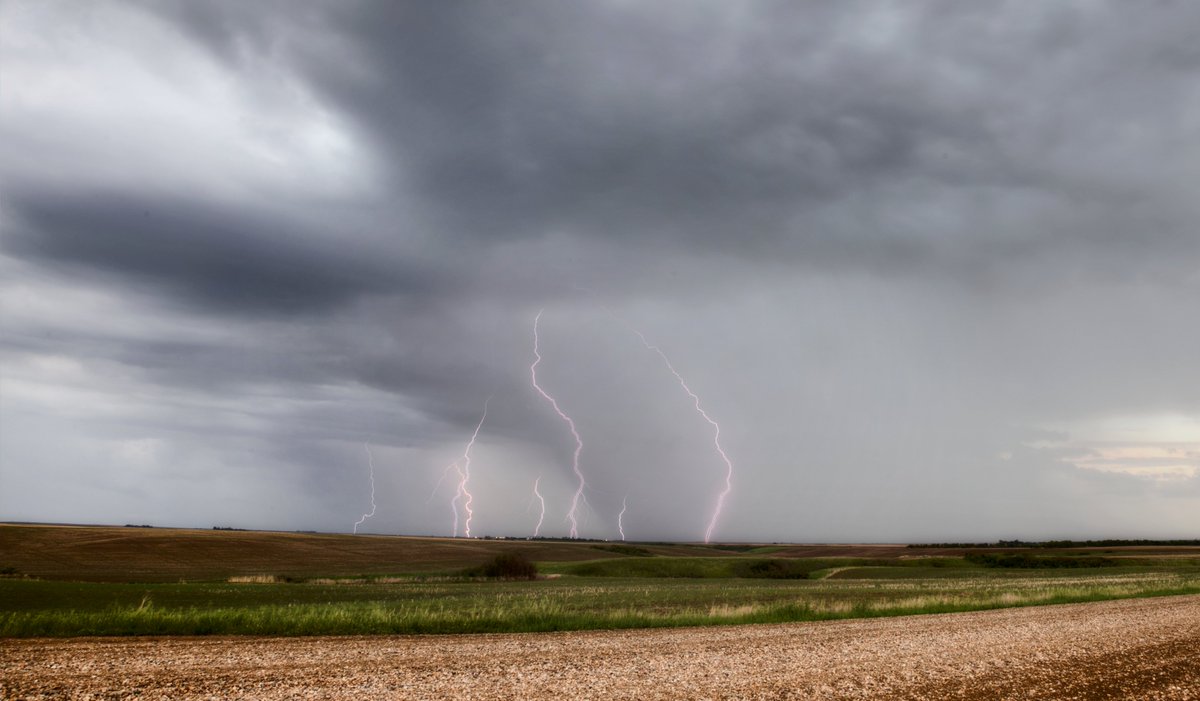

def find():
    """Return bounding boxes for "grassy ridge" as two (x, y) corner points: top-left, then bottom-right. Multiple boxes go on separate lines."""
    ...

(9, 523), (1196, 583)
(5, 524), (1200, 637)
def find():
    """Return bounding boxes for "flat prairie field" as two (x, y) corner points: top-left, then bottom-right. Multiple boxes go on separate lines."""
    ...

(4, 524), (1200, 698)
(4, 595), (1199, 700)
(5, 524), (1200, 636)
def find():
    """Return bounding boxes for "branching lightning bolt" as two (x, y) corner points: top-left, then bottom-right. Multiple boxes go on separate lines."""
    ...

(531, 309), (587, 538)
(353, 443), (377, 534)
(617, 495), (628, 541)
(632, 329), (734, 544)
(459, 398), (489, 538)
(531, 476), (546, 538)
(427, 399), (490, 539)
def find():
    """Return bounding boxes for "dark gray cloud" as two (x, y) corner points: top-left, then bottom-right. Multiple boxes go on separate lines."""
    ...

(279, 1), (1200, 272)
(5, 189), (432, 315)
(1, 0), (1198, 540)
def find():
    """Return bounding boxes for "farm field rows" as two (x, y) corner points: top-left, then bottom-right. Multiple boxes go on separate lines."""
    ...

(4, 595), (1199, 700)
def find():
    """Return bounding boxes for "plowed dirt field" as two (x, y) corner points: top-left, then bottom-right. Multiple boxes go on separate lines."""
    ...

(3, 595), (1198, 700)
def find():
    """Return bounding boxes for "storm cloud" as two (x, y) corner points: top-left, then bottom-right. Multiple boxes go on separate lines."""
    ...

(1, 1), (1197, 541)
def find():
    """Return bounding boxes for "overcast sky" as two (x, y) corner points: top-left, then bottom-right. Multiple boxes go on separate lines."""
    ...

(2, 1), (1198, 542)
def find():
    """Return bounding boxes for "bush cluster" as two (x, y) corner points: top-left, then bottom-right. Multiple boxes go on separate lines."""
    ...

(965, 553), (1116, 569)
(732, 559), (810, 579)
(466, 552), (539, 580)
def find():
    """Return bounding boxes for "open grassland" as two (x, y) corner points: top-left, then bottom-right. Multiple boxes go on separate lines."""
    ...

(3, 523), (1200, 637)
(5, 570), (1200, 637)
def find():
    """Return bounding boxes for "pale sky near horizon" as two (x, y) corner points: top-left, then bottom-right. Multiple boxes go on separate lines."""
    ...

(1, 1), (1197, 542)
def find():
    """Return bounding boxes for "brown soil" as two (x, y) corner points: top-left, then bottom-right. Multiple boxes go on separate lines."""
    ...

(0, 524), (723, 582)
(4, 595), (1198, 700)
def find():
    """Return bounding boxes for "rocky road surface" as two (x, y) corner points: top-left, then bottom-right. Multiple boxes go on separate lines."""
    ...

(3, 595), (1199, 700)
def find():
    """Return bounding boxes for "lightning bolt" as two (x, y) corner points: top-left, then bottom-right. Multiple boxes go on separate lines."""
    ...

(428, 461), (464, 537)
(459, 398), (489, 538)
(631, 328), (734, 544)
(531, 476), (546, 538)
(531, 309), (587, 538)
(617, 494), (628, 542)
(353, 443), (377, 534)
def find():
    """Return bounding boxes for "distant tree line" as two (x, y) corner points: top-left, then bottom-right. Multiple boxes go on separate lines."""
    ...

(909, 539), (1200, 548)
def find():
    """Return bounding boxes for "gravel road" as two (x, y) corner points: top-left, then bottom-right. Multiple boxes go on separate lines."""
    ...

(3, 595), (1198, 700)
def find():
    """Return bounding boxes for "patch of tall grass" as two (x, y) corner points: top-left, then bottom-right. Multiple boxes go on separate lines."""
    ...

(3, 570), (1199, 637)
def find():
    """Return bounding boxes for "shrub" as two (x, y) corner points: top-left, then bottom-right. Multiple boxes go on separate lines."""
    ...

(592, 544), (653, 557)
(733, 559), (810, 579)
(708, 544), (759, 553)
(472, 552), (538, 580)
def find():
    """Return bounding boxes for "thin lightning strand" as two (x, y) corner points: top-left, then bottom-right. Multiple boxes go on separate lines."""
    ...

(617, 495), (628, 542)
(633, 329), (734, 544)
(532, 476), (546, 538)
(459, 398), (490, 538)
(446, 461), (464, 537)
(531, 309), (586, 538)
(427, 461), (460, 504)
(353, 443), (377, 534)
